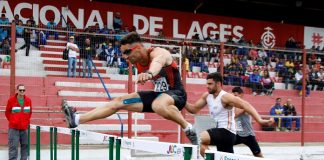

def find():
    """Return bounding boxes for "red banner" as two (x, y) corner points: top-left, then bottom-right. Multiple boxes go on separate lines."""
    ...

(2, 0), (304, 47)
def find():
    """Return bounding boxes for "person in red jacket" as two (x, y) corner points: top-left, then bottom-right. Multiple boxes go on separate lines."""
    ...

(5, 84), (32, 160)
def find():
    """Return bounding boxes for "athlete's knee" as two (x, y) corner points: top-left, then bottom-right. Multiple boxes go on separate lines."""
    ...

(109, 96), (124, 111)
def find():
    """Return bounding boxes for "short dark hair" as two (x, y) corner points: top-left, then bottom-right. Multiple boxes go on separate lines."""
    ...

(120, 32), (141, 45)
(232, 87), (243, 94)
(206, 72), (223, 84)
(16, 84), (25, 89)
(276, 98), (281, 101)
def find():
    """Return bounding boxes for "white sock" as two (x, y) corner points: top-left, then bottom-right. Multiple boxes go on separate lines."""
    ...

(75, 114), (80, 125)
(183, 123), (192, 132)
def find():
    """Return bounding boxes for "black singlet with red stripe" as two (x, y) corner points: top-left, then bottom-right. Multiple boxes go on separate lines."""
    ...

(135, 48), (184, 91)
(135, 47), (187, 112)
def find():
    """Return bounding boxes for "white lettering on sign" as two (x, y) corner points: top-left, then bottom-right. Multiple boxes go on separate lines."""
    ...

(1, 1), (245, 40)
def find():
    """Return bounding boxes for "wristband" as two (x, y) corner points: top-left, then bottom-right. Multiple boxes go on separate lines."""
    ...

(145, 70), (154, 78)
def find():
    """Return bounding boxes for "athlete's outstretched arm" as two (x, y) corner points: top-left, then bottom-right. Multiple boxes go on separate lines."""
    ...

(185, 92), (209, 114)
(137, 48), (172, 84)
(222, 94), (273, 126)
(148, 48), (172, 76)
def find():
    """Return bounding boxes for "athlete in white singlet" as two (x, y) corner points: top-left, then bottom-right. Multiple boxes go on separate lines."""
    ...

(186, 72), (273, 156)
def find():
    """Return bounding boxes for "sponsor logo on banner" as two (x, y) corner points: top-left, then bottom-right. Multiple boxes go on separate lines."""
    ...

(122, 139), (134, 148)
(166, 144), (183, 155)
(102, 136), (109, 142)
(220, 155), (240, 160)
(261, 27), (276, 48)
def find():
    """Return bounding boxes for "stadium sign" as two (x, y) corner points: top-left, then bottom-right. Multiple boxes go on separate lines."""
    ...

(2, 0), (304, 47)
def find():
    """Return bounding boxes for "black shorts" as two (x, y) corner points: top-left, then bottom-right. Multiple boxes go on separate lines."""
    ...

(207, 128), (236, 153)
(137, 90), (187, 112)
(234, 135), (261, 155)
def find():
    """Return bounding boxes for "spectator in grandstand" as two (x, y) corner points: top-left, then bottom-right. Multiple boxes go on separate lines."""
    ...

(47, 18), (57, 28)
(36, 30), (47, 47)
(316, 68), (324, 91)
(192, 34), (200, 41)
(237, 36), (248, 57)
(157, 29), (165, 39)
(66, 36), (79, 77)
(295, 69), (310, 96)
(283, 99), (300, 131)
(209, 45), (218, 62)
(313, 59), (322, 71)
(285, 59), (295, 70)
(130, 26), (137, 32)
(46, 18), (58, 40)
(204, 33), (212, 41)
(107, 29), (116, 42)
(113, 41), (122, 67)
(255, 57), (265, 66)
(261, 70), (274, 95)
(93, 23), (101, 33)
(12, 14), (20, 25)
(249, 69), (263, 96)
(105, 43), (115, 66)
(309, 67), (320, 90)
(1, 38), (11, 55)
(113, 12), (123, 32)
(283, 67), (295, 90)
(269, 54), (278, 64)
(19, 20), (32, 56)
(80, 38), (96, 78)
(232, 87), (264, 157)
(238, 63), (248, 85)
(239, 55), (248, 68)
(211, 34), (220, 43)
(100, 24), (111, 34)
(0, 14), (9, 41)
(270, 98), (284, 131)
(258, 49), (268, 61)
(199, 44), (209, 62)
(16, 20), (24, 37)
(228, 64), (243, 86)
(231, 53), (239, 65)
(226, 36), (234, 44)
(285, 36), (297, 49)
(0, 38), (10, 55)
(5, 84), (32, 160)
(26, 16), (36, 27)
(0, 14), (9, 24)
(249, 47), (258, 62)
(294, 60), (301, 71)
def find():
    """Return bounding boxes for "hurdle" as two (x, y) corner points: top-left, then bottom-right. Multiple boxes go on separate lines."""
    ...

(29, 124), (272, 160)
(28, 124), (198, 160)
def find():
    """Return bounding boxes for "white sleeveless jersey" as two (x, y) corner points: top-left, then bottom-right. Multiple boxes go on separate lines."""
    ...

(206, 90), (236, 134)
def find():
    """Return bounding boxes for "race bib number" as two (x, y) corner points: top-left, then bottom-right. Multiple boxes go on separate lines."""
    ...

(153, 77), (169, 92)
